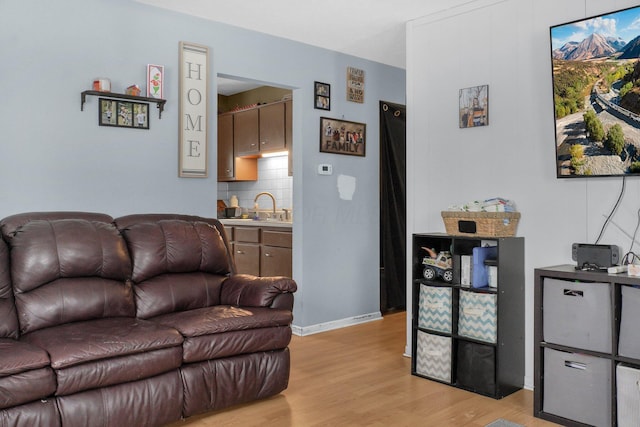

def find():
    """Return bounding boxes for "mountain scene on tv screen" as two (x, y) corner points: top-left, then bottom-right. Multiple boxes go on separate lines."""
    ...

(552, 7), (640, 176)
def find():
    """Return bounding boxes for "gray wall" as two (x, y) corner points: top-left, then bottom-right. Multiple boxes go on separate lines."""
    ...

(0, 0), (406, 330)
(406, 0), (640, 388)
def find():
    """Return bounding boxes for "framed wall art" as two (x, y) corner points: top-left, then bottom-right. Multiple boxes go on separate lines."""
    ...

(99, 98), (149, 129)
(146, 64), (164, 99)
(346, 66), (364, 103)
(314, 81), (330, 110)
(179, 41), (209, 178)
(459, 84), (489, 128)
(319, 117), (366, 157)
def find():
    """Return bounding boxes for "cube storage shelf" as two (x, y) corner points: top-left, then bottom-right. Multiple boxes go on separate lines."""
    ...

(534, 265), (640, 427)
(411, 233), (524, 399)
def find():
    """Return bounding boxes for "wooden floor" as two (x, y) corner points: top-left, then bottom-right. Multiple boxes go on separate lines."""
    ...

(169, 311), (558, 426)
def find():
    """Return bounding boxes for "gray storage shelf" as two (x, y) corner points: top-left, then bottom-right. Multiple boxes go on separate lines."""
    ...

(534, 265), (640, 427)
(411, 233), (524, 399)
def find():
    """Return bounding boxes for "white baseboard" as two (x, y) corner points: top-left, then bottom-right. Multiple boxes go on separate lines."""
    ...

(292, 312), (382, 336)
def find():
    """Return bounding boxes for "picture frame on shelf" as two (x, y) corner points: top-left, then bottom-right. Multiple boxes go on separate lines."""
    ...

(147, 64), (164, 99)
(314, 81), (330, 110)
(99, 98), (149, 129)
(99, 99), (117, 127)
(132, 102), (149, 129)
(319, 117), (366, 157)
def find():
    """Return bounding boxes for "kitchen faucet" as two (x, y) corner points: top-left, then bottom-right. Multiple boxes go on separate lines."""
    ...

(254, 192), (276, 214)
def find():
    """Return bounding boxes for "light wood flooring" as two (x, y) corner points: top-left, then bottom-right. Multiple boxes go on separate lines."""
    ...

(169, 311), (558, 426)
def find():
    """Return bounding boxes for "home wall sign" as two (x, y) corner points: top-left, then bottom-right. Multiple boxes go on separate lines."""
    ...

(178, 41), (209, 178)
(319, 117), (366, 157)
(346, 66), (364, 103)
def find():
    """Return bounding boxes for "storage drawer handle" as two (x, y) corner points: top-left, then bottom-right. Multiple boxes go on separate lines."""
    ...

(265, 253), (272, 257)
(563, 289), (584, 297)
(236, 250), (245, 255)
(564, 360), (586, 370)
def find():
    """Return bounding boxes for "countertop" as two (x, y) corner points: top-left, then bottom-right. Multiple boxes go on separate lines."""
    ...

(219, 218), (292, 229)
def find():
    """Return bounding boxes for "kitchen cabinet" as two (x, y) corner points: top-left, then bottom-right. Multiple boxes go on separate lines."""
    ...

(259, 102), (286, 153)
(217, 113), (257, 181)
(233, 227), (260, 276)
(233, 108), (260, 156)
(217, 100), (292, 181)
(226, 224), (292, 278)
(261, 230), (292, 277)
(411, 233), (524, 399)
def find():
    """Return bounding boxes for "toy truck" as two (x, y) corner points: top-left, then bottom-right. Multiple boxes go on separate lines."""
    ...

(421, 247), (454, 283)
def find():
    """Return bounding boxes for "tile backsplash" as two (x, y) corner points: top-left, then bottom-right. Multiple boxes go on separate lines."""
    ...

(217, 155), (292, 211)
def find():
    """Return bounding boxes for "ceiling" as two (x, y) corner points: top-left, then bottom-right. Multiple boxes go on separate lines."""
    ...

(136, 0), (474, 69)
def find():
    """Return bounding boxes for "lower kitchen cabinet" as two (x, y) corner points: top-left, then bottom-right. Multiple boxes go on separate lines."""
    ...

(227, 225), (292, 277)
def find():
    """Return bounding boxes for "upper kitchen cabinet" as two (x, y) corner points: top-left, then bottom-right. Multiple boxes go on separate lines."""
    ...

(233, 108), (260, 156)
(233, 101), (288, 157)
(259, 102), (286, 153)
(217, 112), (258, 182)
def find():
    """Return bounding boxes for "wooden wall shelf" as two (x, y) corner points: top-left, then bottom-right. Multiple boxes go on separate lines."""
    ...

(80, 90), (167, 118)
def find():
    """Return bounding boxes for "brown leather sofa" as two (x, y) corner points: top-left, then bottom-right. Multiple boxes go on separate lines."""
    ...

(0, 212), (297, 426)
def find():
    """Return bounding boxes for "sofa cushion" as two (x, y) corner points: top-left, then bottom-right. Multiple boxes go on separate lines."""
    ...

(0, 239), (18, 339)
(134, 272), (226, 319)
(21, 317), (184, 396)
(0, 339), (56, 409)
(0, 339), (50, 376)
(121, 220), (232, 318)
(122, 220), (231, 283)
(8, 219), (135, 333)
(152, 305), (293, 362)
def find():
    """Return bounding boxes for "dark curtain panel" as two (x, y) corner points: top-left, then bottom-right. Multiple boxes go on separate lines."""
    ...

(380, 101), (406, 312)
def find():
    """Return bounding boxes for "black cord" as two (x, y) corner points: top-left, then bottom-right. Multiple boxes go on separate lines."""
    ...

(594, 176), (626, 244)
(621, 207), (640, 265)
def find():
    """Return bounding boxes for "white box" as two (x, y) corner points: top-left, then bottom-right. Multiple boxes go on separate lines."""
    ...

(461, 255), (472, 287)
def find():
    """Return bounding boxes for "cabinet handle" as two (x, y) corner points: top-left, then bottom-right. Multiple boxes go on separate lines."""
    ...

(264, 253), (272, 257)
(236, 250), (245, 255)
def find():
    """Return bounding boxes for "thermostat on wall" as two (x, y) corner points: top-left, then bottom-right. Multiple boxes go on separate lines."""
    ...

(317, 164), (333, 175)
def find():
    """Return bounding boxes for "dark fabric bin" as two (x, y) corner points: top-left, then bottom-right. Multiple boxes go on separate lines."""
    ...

(456, 340), (495, 396)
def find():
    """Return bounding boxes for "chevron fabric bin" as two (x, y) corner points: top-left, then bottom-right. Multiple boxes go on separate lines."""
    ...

(415, 331), (452, 383)
(458, 290), (497, 343)
(418, 285), (452, 333)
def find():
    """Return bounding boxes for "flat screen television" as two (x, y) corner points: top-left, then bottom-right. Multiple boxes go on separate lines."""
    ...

(551, 5), (640, 177)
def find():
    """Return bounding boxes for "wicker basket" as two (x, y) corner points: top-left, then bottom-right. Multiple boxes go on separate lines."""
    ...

(441, 211), (520, 237)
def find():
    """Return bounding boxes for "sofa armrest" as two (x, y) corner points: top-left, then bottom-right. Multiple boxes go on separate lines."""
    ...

(221, 274), (297, 309)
